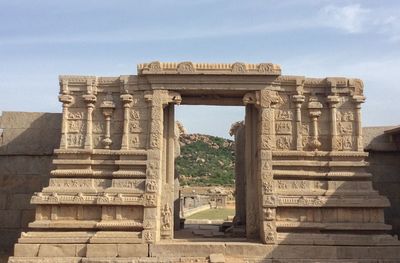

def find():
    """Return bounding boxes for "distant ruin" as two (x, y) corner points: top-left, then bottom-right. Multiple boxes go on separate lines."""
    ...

(6, 62), (400, 262)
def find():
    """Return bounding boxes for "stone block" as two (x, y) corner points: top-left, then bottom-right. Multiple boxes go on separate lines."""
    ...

(86, 244), (118, 258)
(0, 112), (46, 129)
(271, 245), (337, 259)
(21, 210), (35, 228)
(76, 244), (87, 257)
(225, 243), (274, 258)
(337, 246), (400, 259)
(0, 210), (21, 228)
(150, 243), (225, 257)
(0, 174), (48, 194)
(38, 244), (76, 257)
(117, 244), (148, 257)
(0, 230), (20, 254)
(0, 194), (7, 210)
(8, 194), (34, 210)
(209, 253), (225, 263)
(14, 244), (39, 257)
(0, 122), (60, 155)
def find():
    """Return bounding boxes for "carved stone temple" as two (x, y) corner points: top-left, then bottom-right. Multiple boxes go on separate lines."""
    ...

(9, 62), (400, 262)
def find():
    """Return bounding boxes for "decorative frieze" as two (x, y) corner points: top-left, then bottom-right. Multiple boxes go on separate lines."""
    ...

(138, 61), (281, 75)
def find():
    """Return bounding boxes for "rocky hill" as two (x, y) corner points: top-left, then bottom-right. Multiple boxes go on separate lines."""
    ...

(176, 133), (235, 186)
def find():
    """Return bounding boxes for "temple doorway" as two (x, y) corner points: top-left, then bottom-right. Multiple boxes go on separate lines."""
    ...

(161, 92), (262, 241)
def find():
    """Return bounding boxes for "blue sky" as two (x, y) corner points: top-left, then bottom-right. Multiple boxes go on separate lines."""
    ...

(1, 0), (399, 138)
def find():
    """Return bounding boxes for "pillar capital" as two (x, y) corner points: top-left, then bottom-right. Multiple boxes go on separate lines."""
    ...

(243, 90), (279, 109)
(327, 95), (340, 107)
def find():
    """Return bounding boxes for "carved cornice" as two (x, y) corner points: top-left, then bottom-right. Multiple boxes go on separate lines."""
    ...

(59, 75), (97, 84)
(31, 192), (145, 206)
(272, 150), (368, 157)
(53, 149), (148, 156)
(138, 61), (281, 75)
(277, 195), (389, 207)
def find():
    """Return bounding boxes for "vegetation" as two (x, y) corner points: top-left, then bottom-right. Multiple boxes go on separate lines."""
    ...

(187, 208), (235, 220)
(176, 134), (235, 186)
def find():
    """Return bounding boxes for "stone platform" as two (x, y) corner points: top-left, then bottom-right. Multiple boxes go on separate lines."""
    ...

(8, 241), (400, 262)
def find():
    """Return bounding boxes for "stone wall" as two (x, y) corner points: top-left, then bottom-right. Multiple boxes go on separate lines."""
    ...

(0, 112), (61, 261)
(364, 126), (400, 237)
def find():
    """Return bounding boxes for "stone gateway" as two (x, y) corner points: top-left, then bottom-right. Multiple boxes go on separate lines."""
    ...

(9, 62), (400, 262)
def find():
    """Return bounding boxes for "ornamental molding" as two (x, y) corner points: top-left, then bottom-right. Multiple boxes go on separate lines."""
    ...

(138, 61), (281, 75)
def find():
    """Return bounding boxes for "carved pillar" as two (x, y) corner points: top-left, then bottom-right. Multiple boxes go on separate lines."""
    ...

(307, 96), (323, 151)
(143, 90), (181, 243)
(229, 121), (246, 226)
(353, 95), (365, 151)
(120, 93), (133, 150)
(58, 80), (73, 149)
(246, 89), (279, 244)
(292, 95), (305, 151)
(327, 95), (340, 151)
(260, 89), (279, 244)
(143, 90), (164, 244)
(100, 92), (115, 149)
(82, 79), (97, 149)
(167, 104), (175, 185)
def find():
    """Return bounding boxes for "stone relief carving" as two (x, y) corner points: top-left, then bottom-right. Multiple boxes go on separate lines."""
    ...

(129, 109), (140, 120)
(177, 62), (195, 73)
(161, 204), (172, 231)
(275, 122), (292, 134)
(67, 111), (84, 120)
(232, 62), (247, 73)
(68, 120), (83, 133)
(112, 179), (143, 189)
(49, 179), (92, 188)
(276, 109), (293, 121)
(143, 230), (154, 242)
(145, 194), (157, 207)
(67, 134), (84, 147)
(146, 180), (157, 193)
(265, 231), (276, 243)
(276, 136), (292, 150)
(259, 90), (279, 108)
(258, 63), (275, 73)
(264, 207), (276, 220)
(150, 134), (161, 149)
(336, 111), (354, 122)
(263, 182), (273, 194)
(147, 61), (162, 73)
(263, 195), (277, 207)
(338, 122), (353, 135)
(261, 136), (274, 150)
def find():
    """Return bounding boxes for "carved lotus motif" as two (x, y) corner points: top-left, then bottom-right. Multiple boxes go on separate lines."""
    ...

(73, 193), (85, 202)
(147, 61), (162, 73)
(258, 63), (274, 73)
(48, 193), (60, 203)
(177, 62), (195, 74)
(144, 231), (154, 242)
(231, 62), (247, 73)
(114, 194), (124, 203)
(98, 194), (111, 204)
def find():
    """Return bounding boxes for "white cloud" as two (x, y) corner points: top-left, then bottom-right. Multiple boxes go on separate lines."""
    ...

(319, 4), (370, 33)
(377, 15), (400, 43)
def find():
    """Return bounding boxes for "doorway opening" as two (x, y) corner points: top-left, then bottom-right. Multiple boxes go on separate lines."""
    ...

(173, 105), (245, 240)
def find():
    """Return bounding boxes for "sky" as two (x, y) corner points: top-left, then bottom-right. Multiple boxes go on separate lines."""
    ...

(1, 0), (399, 138)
